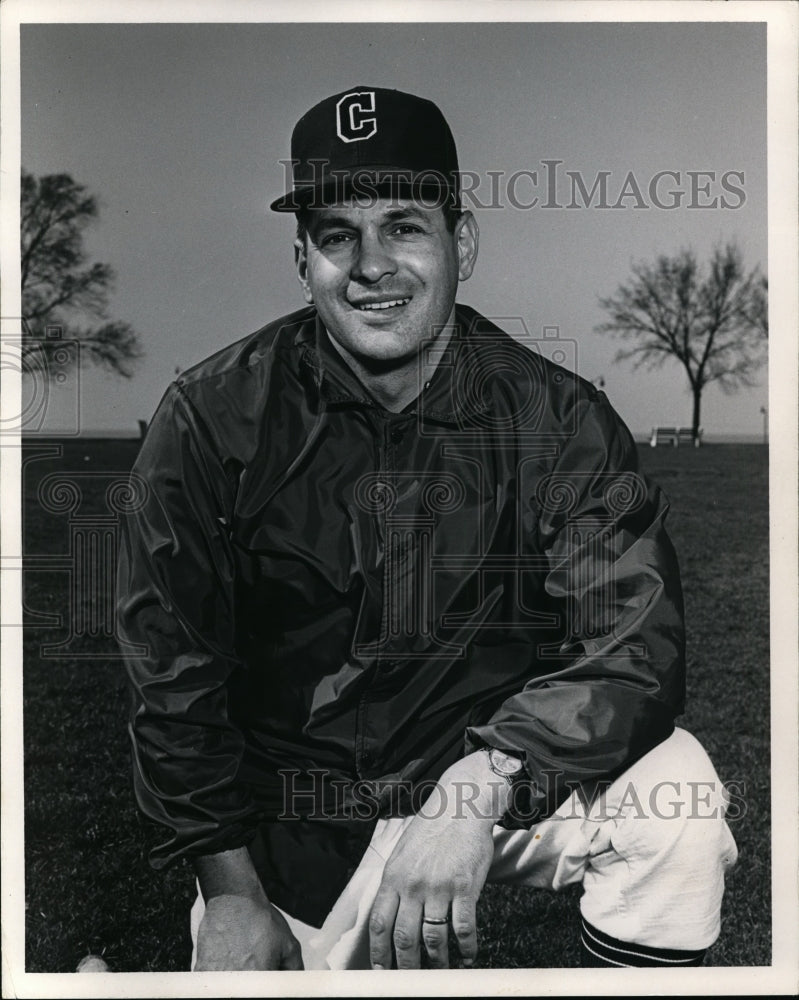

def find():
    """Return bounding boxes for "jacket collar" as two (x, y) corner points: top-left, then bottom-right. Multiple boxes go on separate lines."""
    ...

(295, 304), (496, 426)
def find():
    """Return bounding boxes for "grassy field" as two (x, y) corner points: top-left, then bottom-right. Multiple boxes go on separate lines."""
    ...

(20, 439), (770, 972)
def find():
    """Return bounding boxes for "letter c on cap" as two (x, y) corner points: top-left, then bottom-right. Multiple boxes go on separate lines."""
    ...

(336, 91), (377, 143)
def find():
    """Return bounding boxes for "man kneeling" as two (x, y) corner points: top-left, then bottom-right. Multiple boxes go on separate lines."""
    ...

(118, 86), (738, 971)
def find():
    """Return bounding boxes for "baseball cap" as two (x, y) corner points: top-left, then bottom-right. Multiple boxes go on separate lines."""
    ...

(269, 86), (460, 213)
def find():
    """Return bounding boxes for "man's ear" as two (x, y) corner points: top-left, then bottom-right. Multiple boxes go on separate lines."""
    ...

(294, 237), (314, 304)
(455, 211), (479, 282)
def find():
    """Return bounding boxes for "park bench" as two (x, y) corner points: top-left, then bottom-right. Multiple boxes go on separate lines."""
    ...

(649, 426), (702, 448)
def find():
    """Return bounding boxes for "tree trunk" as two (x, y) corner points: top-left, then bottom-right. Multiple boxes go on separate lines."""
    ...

(691, 386), (702, 445)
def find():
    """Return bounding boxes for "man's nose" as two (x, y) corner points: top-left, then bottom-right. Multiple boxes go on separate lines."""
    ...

(350, 230), (397, 283)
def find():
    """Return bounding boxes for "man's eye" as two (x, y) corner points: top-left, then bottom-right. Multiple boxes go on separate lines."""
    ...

(392, 224), (423, 235)
(319, 233), (354, 247)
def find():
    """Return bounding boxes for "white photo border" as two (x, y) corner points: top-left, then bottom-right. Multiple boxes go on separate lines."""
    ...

(1, 1), (796, 997)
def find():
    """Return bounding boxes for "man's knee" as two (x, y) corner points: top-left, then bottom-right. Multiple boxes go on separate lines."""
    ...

(608, 728), (738, 864)
(611, 774), (738, 874)
(581, 729), (738, 951)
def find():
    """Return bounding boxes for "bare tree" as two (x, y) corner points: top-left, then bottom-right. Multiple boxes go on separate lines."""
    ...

(596, 242), (767, 441)
(21, 169), (142, 377)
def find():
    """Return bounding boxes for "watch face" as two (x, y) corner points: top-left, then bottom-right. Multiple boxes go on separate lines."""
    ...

(488, 748), (524, 776)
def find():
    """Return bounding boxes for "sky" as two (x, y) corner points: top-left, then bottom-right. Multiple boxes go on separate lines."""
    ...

(18, 19), (768, 437)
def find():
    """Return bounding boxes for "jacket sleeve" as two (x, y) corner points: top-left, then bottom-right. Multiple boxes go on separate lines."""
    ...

(465, 389), (686, 824)
(117, 382), (258, 868)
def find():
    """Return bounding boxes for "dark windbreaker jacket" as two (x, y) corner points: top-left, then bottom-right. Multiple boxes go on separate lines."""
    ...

(117, 303), (686, 925)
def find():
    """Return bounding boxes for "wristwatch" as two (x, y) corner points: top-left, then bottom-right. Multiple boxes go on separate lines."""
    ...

(484, 747), (525, 786)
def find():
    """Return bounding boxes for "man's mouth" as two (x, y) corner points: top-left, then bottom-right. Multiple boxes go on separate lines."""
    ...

(352, 297), (411, 311)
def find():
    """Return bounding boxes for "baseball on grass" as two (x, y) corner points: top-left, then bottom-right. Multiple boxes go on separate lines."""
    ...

(76, 954), (109, 973)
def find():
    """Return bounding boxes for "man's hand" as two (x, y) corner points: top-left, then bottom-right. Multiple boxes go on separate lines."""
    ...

(368, 750), (513, 970)
(193, 846), (304, 971)
(195, 893), (304, 971)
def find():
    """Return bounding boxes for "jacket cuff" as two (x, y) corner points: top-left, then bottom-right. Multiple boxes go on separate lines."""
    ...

(148, 821), (258, 871)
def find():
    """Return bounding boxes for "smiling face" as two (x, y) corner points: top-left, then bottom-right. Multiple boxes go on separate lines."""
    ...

(295, 198), (479, 368)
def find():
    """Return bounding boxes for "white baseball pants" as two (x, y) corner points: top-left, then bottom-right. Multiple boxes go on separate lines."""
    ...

(191, 727), (738, 970)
